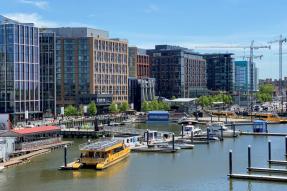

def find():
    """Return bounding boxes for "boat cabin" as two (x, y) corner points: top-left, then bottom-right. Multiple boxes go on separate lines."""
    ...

(143, 130), (172, 143)
(114, 134), (142, 148)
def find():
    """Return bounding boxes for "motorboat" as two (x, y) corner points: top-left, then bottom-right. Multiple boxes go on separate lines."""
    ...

(144, 130), (173, 144)
(121, 117), (135, 125)
(207, 122), (240, 138)
(180, 125), (202, 137)
(177, 117), (197, 124)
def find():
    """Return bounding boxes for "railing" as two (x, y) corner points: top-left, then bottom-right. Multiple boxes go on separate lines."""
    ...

(17, 137), (62, 151)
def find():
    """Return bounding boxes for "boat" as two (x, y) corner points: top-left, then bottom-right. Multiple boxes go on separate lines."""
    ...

(121, 118), (135, 125)
(173, 143), (194, 149)
(60, 139), (130, 170)
(131, 143), (180, 153)
(251, 113), (287, 123)
(114, 134), (143, 149)
(180, 124), (202, 137)
(0, 166), (4, 172)
(207, 122), (240, 138)
(144, 130), (173, 144)
(177, 117), (198, 124)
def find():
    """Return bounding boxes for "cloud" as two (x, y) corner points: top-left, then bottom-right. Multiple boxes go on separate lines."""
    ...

(19, 0), (49, 9)
(3, 13), (58, 27)
(144, 4), (159, 14)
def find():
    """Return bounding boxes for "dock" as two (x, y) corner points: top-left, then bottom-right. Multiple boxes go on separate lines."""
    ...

(131, 147), (178, 153)
(248, 167), (287, 174)
(240, 132), (287, 136)
(269, 160), (287, 165)
(229, 174), (287, 182)
(0, 141), (73, 169)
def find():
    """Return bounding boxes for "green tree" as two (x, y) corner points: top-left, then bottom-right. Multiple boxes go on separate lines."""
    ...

(87, 101), (97, 116)
(109, 102), (119, 113)
(256, 84), (274, 103)
(150, 100), (159, 110)
(141, 101), (150, 112)
(64, 105), (78, 116)
(119, 101), (129, 112)
(78, 105), (84, 116)
(160, 101), (170, 111)
(171, 96), (176, 100)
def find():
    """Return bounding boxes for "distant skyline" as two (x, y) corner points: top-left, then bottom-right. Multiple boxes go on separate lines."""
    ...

(1, 0), (287, 79)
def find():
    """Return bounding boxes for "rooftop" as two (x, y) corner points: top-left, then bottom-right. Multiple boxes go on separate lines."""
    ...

(80, 139), (121, 151)
(12, 126), (60, 135)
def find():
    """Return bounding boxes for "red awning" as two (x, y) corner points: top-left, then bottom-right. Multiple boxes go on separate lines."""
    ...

(12, 126), (60, 135)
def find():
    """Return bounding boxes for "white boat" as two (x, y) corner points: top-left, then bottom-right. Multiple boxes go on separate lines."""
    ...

(0, 166), (4, 172)
(208, 122), (240, 138)
(180, 125), (202, 137)
(144, 130), (173, 144)
(121, 118), (135, 124)
(177, 117), (197, 124)
(114, 134), (143, 149)
(173, 143), (194, 149)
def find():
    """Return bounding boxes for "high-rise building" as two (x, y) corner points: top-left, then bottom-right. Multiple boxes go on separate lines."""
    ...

(45, 27), (128, 112)
(128, 47), (150, 78)
(234, 61), (249, 91)
(39, 31), (56, 117)
(147, 45), (207, 98)
(0, 16), (40, 121)
(203, 53), (234, 93)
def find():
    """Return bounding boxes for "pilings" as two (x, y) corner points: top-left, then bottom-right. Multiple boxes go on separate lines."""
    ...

(64, 145), (67, 167)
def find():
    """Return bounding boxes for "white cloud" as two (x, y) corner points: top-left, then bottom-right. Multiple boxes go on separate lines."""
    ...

(3, 13), (58, 27)
(144, 4), (159, 14)
(19, 0), (49, 9)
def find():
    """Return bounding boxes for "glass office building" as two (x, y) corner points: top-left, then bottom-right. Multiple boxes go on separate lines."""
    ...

(40, 32), (56, 117)
(0, 16), (40, 121)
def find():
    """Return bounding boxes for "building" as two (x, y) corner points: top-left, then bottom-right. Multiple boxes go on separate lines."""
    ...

(147, 45), (207, 99)
(259, 77), (287, 97)
(234, 61), (249, 91)
(39, 31), (56, 117)
(203, 53), (234, 93)
(0, 16), (40, 122)
(128, 77), (155, 111)
(44, 27), (128, 112)
(128, 47), (150, 78)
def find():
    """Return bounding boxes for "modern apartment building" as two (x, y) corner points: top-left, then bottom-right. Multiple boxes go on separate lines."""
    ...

(45, 27), (128, 111)
(128, 77), (155, 111)
(128, 47), (150, 78)
(39, 31), (56, 117)
(147, 45), (207, 99)
(0, 16), (40, 121)
(203, 53), (234, 93)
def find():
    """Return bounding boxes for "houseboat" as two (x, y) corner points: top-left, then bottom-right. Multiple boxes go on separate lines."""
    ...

(62, 140), (130, 170)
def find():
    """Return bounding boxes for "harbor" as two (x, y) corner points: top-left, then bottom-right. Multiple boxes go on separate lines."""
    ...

(0, 123), (287, 191)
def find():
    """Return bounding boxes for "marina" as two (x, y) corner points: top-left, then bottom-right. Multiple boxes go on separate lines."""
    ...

(1, 123), (287, 191)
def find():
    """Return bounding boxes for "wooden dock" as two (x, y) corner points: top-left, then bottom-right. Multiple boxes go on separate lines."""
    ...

(241, 132), (287, 136)
(229, 173), (287, 182)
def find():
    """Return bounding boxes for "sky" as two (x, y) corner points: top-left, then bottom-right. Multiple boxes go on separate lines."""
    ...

(1, 0), (287, 79)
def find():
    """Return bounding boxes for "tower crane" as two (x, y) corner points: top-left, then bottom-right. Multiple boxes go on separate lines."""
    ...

(194, 41), (271, 109)
(236, 55), (263, 60)
(268, 35), (287, 98)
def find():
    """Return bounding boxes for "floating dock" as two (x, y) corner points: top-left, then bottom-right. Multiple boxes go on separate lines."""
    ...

(229, 174), (287, 182)
(240, 132), (287, 136)
(248, 167), (287, 174)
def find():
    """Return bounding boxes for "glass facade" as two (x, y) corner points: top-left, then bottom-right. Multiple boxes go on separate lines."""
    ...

(234, 61), (249, 92)
(0, 21), (40, 117)
(40, 32), (56, 116)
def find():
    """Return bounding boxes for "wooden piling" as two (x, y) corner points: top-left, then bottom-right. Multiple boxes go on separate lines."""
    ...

(64, 145), (67, 167)
(268, 140), (271, 161)
(229, 150), (232, 175)
(248, 145), (251, 169)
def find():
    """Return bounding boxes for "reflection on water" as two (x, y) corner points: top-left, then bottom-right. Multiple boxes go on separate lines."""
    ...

(71, 158), (129, 178)
(1, 124), (287, 191)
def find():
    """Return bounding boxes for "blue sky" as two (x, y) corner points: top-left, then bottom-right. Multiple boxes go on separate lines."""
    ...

(1, 0), (287, 79)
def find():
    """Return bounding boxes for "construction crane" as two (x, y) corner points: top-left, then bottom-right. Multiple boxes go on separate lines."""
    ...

(236, 55), (263, 61)
(195, 41), (271, 109)
(268, 35), (287, 98)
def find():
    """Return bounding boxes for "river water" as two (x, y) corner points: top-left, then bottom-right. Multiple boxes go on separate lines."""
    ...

(1, 123), (287, 191)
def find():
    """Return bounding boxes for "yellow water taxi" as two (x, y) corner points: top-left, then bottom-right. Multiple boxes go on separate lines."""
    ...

(62, 140), (130, 170)
(251, 113), (287, 123)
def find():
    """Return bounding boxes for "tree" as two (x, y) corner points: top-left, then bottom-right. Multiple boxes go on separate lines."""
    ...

(256, 84), (274, 103)
(150, 100), (159, 110)
(141, 101), (150, 112)
(119, 101), (129, 112)
(109, 102), (119, 113)
(78, 105), (84, 116)
(64, 105), (78, 116)
(160, 101), (170, 111)
(171, 96), (176, 100)
(87, 101), (97, 116)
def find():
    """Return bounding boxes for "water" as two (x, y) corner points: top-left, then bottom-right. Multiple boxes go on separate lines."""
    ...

(1, 123), (287, 191)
